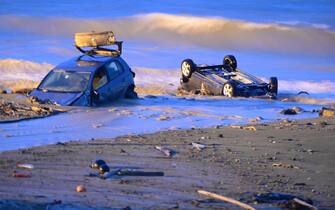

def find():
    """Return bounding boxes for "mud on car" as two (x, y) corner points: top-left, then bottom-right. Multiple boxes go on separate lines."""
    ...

(180, 55), (278, 98)
(30, 31), (137, 106)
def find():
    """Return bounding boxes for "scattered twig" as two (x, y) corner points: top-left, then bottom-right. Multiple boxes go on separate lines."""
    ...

(293, 198), (318, 210)
(197, 190), (256, 210)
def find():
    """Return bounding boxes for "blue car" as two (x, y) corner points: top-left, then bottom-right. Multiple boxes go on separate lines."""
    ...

(30, 31), (137, 106)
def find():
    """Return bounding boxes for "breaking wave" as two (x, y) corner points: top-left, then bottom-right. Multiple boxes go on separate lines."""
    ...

(1, 13), (335, 53)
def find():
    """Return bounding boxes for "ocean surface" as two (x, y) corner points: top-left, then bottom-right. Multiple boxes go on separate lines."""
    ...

(0, 1), (334, 151)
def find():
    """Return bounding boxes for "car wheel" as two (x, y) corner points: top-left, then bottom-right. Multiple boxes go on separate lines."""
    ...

(125, 85), (138, 99)
(223, 55), (237, 71)
(222, 83), (236, 97)
(269, 77), (278, 96)
(181, 59), (196, 80)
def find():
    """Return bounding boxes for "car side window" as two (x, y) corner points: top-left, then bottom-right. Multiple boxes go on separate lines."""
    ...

(93, 68), (108, 90)
(105, 61), (124, 80)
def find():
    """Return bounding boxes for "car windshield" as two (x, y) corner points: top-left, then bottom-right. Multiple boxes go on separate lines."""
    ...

(39, 69), (91, 92)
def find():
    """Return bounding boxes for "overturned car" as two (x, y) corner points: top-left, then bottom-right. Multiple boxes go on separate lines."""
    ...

(30, 31), (137, 106)
(180, 55), (278, 98)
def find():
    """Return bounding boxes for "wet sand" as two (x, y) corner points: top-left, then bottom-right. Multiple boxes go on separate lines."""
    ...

(0, 116), (334, 209)
(0, 94), (67, 123)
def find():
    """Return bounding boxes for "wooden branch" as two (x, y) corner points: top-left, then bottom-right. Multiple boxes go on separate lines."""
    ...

(197, 190), (256, 210)
(293, 198), (318, 210)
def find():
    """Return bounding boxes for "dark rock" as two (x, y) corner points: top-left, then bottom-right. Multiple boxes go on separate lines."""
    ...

(280, 109), (298, 115)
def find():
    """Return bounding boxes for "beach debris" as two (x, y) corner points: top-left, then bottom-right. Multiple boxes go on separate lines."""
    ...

(280, 106), (304, 115)
(292, 198), (318, 210)
(319, 121), (328, 126)
(116, 169), (164, 177)
(280, 108), (297, 115)
(244, 126), (257, 131)
(272, 163), (300, 169)
(192, 142), (206, 151)
(230, 125), (257, 131)
(12, 171), (31, 178)
(156, 115), (171, 121)
(249, 116), (264, 123)
(319, 107), (335, 117)
(254, 192), (316, 210)
(108, 107), (118, 112)
(297, 91), (309, 95)
(92, 123), (103, 128)
(155, 146), (176, 157)
(90, 159), (106, 169)
(16, 163), (34, 169)
(76, 185), (86, 193)
(197, 190), (256, 210)
(98, 164), (110, 174)
(231, 125), (242, 129)
(90, 168), (164, 180)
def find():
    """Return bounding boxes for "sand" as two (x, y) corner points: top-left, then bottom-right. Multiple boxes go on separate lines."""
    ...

(0, 115), (334, 209)
(0, 94), (68, 123)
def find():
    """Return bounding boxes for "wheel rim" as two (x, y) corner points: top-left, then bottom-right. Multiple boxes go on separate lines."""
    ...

(223, 84), (233, 97)
(181, 62), (191, 77)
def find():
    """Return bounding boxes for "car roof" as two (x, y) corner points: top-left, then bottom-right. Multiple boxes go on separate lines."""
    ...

(55, 55), (119, 72)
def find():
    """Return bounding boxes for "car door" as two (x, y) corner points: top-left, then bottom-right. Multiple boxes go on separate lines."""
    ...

(105, 60), (127, 99)
(92, 68), (110, 104)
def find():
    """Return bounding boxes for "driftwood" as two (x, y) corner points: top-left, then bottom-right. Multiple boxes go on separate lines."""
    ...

(293, 198), (318, 210)
(197, 190), (256, 210)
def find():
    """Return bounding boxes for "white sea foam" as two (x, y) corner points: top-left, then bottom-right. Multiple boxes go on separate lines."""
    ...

(0, 59), (52, 81)
(1, 13), (335, 53)
(0, 59), (334, 99)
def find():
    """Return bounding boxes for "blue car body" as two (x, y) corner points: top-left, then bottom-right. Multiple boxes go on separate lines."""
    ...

(30, 55), (136, 106)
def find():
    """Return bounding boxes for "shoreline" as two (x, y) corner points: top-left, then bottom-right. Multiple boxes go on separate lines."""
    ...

(0, 116), (334, 209)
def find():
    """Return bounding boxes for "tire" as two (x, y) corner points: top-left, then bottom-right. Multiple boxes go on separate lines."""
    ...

(181, 59), (196, 80)
(125, 85), (138, 99)
(223, 55), (237, 71)
(222, 83), (236, 97)
(269, 77), (278, 96)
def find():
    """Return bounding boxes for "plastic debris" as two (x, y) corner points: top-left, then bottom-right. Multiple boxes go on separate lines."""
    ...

(192, 142), (206, 151)
(12, 171), (31, 178)
(76, 185), (86, 193)
(16, 163), (34, 169)
(90, 159), (106, 169)
(155, 146), (176, 157)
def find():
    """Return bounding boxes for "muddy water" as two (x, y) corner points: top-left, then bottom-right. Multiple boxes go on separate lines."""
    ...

(0, 95), (320, 152)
